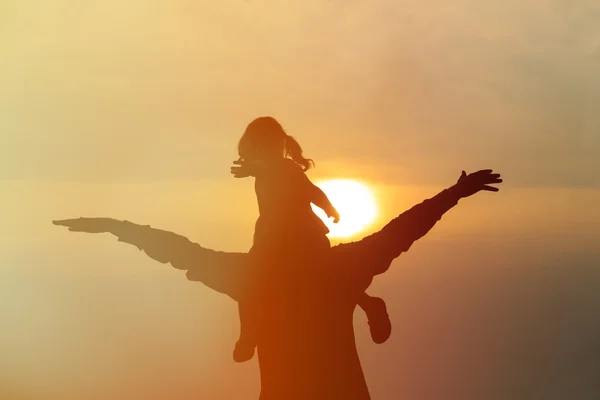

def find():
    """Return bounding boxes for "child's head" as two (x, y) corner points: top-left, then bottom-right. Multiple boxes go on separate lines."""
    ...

(238, 117), (314, 171)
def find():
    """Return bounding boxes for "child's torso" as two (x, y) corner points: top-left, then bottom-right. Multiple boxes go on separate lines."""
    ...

(253, 159), (329, 246)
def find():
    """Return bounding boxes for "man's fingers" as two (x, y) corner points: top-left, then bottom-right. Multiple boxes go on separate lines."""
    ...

(481, 185), (500, 192)
(53, 219), (79, 227)
(67, 225), (90, 232)
(53, 217), (118, 233)
(470, 171), (502, 184)
(460, 170), (503, 193)
(484, 177), (502, 185)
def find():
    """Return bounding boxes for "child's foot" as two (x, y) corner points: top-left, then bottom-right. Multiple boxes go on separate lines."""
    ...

(233, 340), (256, 363)
(365, 297), (392, 344)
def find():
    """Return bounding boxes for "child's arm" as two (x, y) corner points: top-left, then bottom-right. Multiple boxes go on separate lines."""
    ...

(285, 160), (340, 222)
(309, 183), (340, 223)
(230, 159), (265, 178)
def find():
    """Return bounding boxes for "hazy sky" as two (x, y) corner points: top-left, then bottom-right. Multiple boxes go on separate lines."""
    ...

(1, 0), (599, 185)
(1, 1), (599, 399)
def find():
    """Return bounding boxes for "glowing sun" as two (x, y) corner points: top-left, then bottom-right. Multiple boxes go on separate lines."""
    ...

(312, 179), (378, 239)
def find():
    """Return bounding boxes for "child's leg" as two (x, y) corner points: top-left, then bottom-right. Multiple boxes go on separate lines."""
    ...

(234, 298), (257, 362)
(233, 247), (262, 363)
(357, 291), (392, 344)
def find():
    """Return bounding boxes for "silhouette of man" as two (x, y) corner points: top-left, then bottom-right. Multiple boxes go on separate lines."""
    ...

(54, 169), (501, 400)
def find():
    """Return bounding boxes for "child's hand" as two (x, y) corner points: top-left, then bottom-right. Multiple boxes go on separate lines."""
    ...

(327, 207), (340, 224)
(230, 159), (259, 178)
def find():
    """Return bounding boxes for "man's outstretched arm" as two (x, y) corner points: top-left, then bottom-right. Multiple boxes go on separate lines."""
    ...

(52, 218), (248, 301)
(334, 170), (502, 279)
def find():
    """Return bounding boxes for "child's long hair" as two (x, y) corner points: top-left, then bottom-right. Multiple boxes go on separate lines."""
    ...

(238, 117), (314, 171)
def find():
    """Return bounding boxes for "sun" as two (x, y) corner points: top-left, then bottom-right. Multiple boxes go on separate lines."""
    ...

(311, 179), (378, 239)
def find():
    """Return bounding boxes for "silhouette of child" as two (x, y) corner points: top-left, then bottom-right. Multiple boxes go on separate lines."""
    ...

(230, 117), (392, 363)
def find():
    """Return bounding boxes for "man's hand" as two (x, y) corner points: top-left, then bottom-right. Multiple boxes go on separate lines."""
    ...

(230, 159), (260, 178)
(52, 217), (116, 233)
(453, 169), (502, 199)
